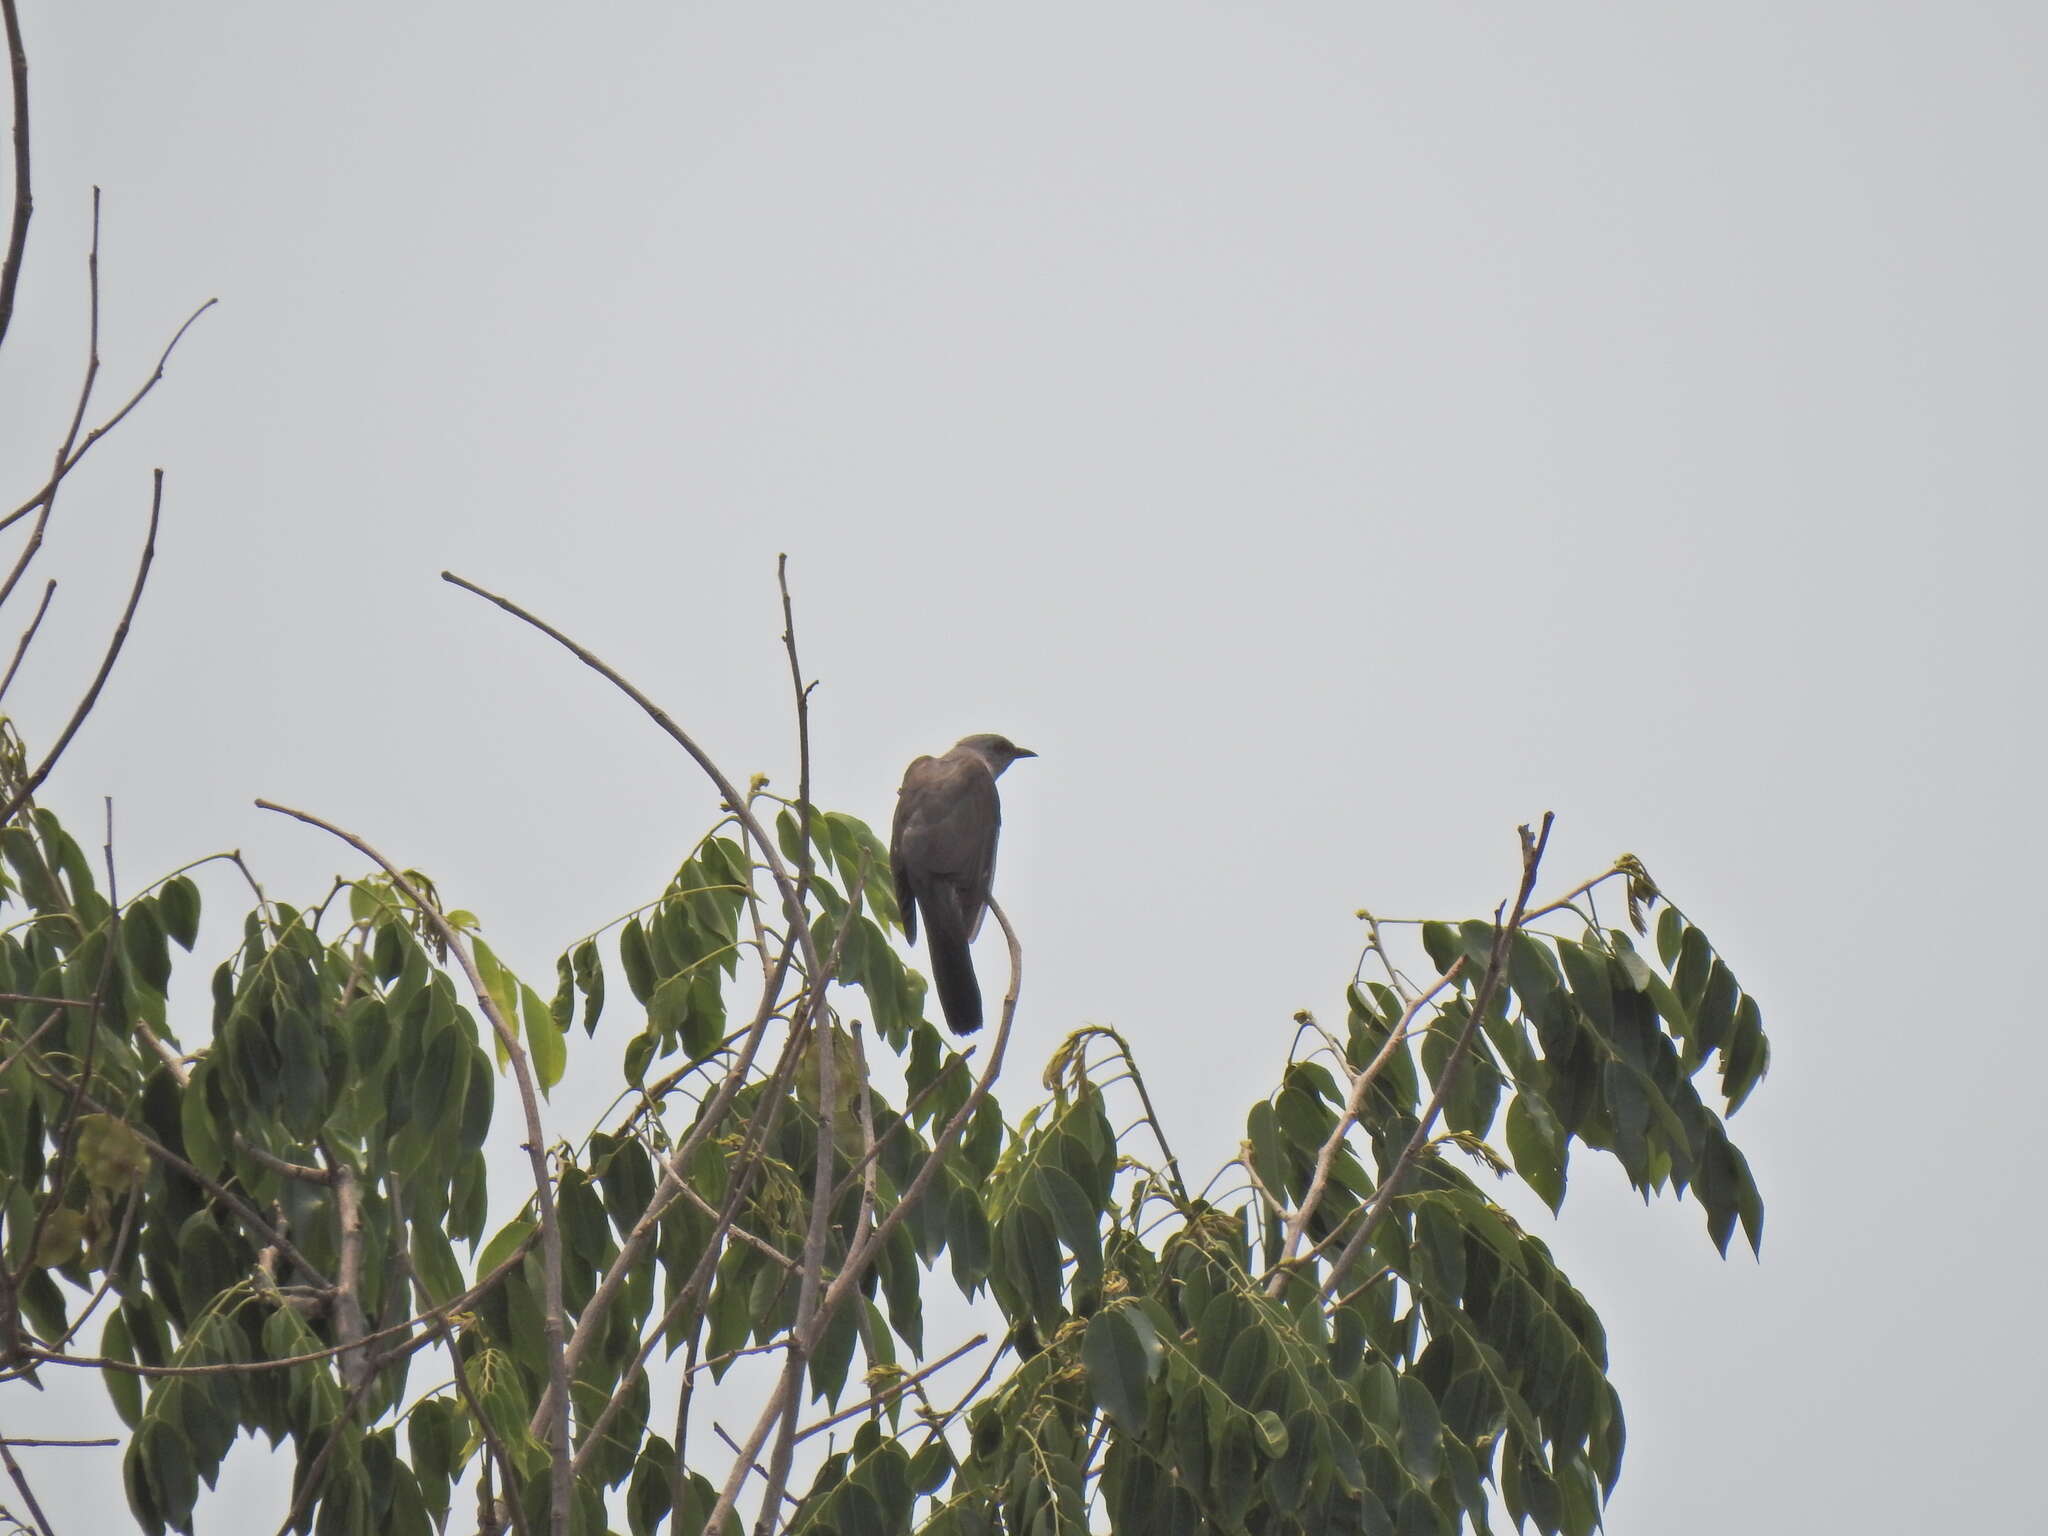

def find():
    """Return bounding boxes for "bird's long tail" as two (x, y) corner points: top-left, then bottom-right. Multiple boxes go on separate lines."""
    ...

(920, 895), (984, 1035)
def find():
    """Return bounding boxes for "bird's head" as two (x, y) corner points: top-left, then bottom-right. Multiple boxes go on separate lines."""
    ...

(956, 733), (1038, 777)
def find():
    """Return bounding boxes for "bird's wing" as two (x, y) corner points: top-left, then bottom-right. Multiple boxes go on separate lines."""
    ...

(889, 754), (937, 945)
(894, 749), (1000, 941)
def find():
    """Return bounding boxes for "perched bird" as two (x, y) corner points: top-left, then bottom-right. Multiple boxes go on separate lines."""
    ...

(890, 733), (1036, 1033)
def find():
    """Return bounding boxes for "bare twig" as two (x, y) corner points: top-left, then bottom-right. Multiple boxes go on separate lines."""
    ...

(0, 1437), (53, 1536)
(0, 295), (217, 539)
(1319, 815), (1554, 1301)
(254, 799), (573, 1536)
(30, 1229), (536, 1381)
(0, 580), (52, 704)
(0, 0), (29, 352)
(50, 1160), (142, 1349)
(232, 1136), (330, 1185)
(0, 1008), (62, 1082)
(0, 471), (162, 829)
(793, 1333), (986, 1444)
(0, 1438), (114, 1449)
(438, 570), (819, 979)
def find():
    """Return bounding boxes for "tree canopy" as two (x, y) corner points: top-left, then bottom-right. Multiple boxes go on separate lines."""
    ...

(0, 9), (1767, 1533)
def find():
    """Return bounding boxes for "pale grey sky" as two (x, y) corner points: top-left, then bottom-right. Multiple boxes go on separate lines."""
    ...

(2, 3), (2043, 1531)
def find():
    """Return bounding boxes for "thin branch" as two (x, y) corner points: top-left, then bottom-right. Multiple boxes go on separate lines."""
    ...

(1266, 961), (1465, 1295)
(442, 1318), (533, 1536)
(268, 1343), (385, 1536)
(1520, 862), (1631, 926)
(232, 1136), (330, 1185)
(570, 1005), (816, 1478)
(437, 571), (821, 979)
(0, 580), (52, 704)
(704, 896), (1024, 1536)
(551, 931), (796, 1410)
(50, 1162), (142, 1349)
(0, 471), (161, 829)
(253, 799), (573, 1536)
(0, 1439), (115, 1449)
(752, 1015), (843, 1534)
(0, 296), (217, 539)
(0, 1439), (53, 1536)
(1065, 1025), (1188, 1206)
(777, 553), (818, 909)
(1319, 815), (1554, 1301)
(793, 1333), (986, 1445)
(0, 1007), (60, 1082)
(0, 0), (29, 352)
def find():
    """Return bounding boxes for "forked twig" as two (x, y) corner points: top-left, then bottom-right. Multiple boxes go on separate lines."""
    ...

(1318, 814), (1554, 1301)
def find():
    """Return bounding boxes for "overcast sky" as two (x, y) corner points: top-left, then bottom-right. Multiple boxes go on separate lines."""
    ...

(3, 3), (2044, 1531)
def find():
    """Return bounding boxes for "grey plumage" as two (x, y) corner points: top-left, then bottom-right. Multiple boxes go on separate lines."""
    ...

(890, 733), (1036, 1034)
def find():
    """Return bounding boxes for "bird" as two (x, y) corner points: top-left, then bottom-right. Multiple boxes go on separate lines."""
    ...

(889, 733), (1036, 1034)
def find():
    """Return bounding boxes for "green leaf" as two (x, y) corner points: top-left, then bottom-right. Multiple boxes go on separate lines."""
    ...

(522, 983), (565, 1091)
(1396, 1373), (1443, 1484)
(619, 919), (656, 1005)
(411, 1220), (466, 1307)
(1252, 1408), (1289, 1458)
(159, 876), (201, 950)
(628, 1437), (677, 1536)
(101, 1307), (144, 1428)
(1654, 907), (1683, 969)
(1695, 959), (1739, 1055)
(477, 1217), (536, 1279)
(549, 952), (574, 1035)
(122, 898), (173, 993)
(572, 939), (606, 1035)
(1247, 1099), (1287, 1199)
(1723, 994), (1769, 1112)
(1083, 1307), (1153, 1433)
(1028, 1164), (1103, 1282)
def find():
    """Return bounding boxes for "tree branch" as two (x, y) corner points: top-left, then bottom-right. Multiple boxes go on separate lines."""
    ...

(438, 570), (820, 982)
(0, 471), (161, 829)
(703, 897), (1023, 1536)
(253, 799), (574, 1536)
(793, 1333), (986, 1445)
(1319, 814), (1554, 1301)
(0, 0), (30, 353)
(0, 579), (52, 705)
(1266, 961), (1465, 1296)
(0, 1437), (54, 1536)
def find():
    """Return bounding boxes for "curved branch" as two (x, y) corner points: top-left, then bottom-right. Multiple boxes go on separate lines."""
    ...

(0, 0), (29, 352)
(437, 571), (821, 983)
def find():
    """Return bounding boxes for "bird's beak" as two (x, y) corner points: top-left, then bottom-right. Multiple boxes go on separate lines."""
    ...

(1014, 747), (1038, 760)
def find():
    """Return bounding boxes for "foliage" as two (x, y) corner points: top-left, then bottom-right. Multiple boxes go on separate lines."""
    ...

(0, 739), (1768, 1536)
(0, 12), (1769, 1533)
